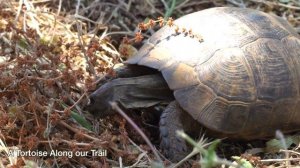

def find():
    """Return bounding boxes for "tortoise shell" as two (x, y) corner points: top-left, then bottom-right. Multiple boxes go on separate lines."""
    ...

(126, 7), (300, 139)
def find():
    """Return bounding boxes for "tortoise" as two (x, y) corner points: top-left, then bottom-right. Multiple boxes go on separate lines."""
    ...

(85, 7), (300, 162)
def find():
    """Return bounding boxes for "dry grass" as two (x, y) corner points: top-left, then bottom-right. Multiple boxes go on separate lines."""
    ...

(0, 0), (300, 167)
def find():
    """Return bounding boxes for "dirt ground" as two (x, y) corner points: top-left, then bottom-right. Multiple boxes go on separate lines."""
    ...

(0, 0), (300, 167)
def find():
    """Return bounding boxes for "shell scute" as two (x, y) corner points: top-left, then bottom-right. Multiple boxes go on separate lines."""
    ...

(126, 7), (300, 138)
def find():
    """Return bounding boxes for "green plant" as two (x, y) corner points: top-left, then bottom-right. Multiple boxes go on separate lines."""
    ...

(176, 131), (254, 168)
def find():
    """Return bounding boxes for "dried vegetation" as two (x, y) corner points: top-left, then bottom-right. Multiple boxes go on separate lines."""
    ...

(0, 0), (300, 167)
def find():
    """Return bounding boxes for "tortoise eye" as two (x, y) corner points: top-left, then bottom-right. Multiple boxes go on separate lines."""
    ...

(87, 95), (95, 106)
(89, 97), (95, 105)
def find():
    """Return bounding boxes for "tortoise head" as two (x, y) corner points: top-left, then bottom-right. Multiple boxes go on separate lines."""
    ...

(85, 82), (117, 118)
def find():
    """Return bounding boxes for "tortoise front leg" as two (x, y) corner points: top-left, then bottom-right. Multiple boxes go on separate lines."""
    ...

(159, 101), (197, 162)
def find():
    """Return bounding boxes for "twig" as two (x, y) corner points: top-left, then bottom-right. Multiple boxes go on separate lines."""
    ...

(109, 102), (163, 163)
(39, 140), (93, 146)
(172, 134), (212, 168)
(105, 31), (137, 37)
(249, 0), (300, 10)
(174, 0), (190, 9)
(44, 98), (55, 138)
(119, 157), (123, 168)
(103, 4), (121, 25)
(58, 121), (99, 141)
(44, 98), (59, 167)
(15, 0), (23, 21)
(56, 0), (62, 16)
(260, 158), (300, 162)
(75, 0), (97, 77)
(145, 0), (164, 16)
(127, 152), (148, 168)
(127, 138), (150, 167)
(47, 136), (59, 168)
(280, 149), (300, 156)
(68, 91), (88, 112)
(174, 0), (211, 9)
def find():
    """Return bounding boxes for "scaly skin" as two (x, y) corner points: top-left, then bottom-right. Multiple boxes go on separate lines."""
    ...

(86, 65), (199, 162)
(159, 101), (189, 161)
(159, 101), (202, 162)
